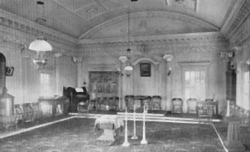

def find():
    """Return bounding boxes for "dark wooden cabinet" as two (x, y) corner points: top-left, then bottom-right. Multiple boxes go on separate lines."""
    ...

(226, 67), (236, 102)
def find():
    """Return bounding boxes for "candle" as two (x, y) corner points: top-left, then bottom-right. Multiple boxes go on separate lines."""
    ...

(226, 100), (230, 117)
(131, 104), (138, 139)
(122, 107), (130, 146)
(140, 104), (148, 144)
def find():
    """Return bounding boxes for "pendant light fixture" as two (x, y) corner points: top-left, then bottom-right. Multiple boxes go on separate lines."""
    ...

(124, 0), (133, 74)
(29, 0), (52, 70)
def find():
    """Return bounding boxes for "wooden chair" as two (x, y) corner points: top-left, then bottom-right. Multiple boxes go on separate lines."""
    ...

(142, 96), (151, 111)
(109, 96), (119, 110)
(151, 96), (162, 110)
(103, 97), (109, 110)
(77, 100), (89, 114)
(197, 99), (214, 117)
(96, 97), (102, 110)
(171, 98), (183, 114)
(125, 95), (134, 111)
(186, 98), (198, 114)
(88, 93), (96, 111)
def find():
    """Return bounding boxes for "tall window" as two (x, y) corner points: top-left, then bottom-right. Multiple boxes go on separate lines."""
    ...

(184, 70), (206, 100)
(40, 73), (51, 97)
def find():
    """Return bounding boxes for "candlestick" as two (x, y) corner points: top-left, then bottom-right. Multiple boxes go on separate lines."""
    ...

(226, 100), (230, 117)
(140, 104), (147, 144)
(122, 107), (130, 147)
(131, 104), (138, 139)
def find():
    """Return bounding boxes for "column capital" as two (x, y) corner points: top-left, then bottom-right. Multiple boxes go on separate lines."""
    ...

(72, 57), (83, 63)
(246, 58), (250, 71)
(54, 53), (62, 58)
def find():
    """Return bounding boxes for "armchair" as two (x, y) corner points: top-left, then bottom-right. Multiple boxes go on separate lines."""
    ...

(77, 101), (89, 114)
(151, 96), (162, 110)
(171, 98), (183, 114)
(186, 98), (198, 114)
(109, 96), (119, 110)
(125, 95), (134, 111)
(197, 99), (215, 117)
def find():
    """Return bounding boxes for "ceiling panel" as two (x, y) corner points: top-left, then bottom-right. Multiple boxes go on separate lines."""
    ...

(53, 0), (95, 12)
(197, 0), (235, 27)
(168, 0), (197, 11)
(83, 17), (215, 39)
(76, 2), (108, 20)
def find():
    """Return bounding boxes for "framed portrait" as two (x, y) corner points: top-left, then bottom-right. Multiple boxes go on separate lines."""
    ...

(140, 63), (151, 77)
(5, 66), (14, 76)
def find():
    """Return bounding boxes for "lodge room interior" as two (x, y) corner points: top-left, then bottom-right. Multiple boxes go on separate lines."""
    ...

(0, 0), (250, 152)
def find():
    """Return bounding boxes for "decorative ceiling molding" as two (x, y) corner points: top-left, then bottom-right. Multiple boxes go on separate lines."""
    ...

(79, 11), (219, 39)
(80, 32), (226, 45)
(0, 9), (78, 46)
(229, 10), (250, 46)
(179, 61), (211, 69)
(79, 38), (228, 57)
(0, 24), (78, 57)
(88, 63), (117, 71)
(222, 0), (250, 39)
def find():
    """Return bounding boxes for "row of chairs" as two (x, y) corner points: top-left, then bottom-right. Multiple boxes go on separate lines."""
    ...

(171, 98), (216, 117)
(79, 95), (162, 112)
(88, 96), (119, 111)
(125, 95), (162, 112)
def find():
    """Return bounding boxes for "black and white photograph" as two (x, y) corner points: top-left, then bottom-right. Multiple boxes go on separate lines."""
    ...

(0, 0), (250, 152)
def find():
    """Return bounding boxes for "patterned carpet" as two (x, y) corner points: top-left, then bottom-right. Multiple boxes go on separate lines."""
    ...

(0, 118), (226, 152)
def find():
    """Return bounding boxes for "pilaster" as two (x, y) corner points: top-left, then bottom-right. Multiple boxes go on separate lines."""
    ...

(119, 56), (128, 109)
(73, 57), (83, 87)
(163, 54), (174, 111)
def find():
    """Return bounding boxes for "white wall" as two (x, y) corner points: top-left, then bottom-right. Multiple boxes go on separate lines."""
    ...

(0, 42), (77, 104)
(83, 41), (227, 112)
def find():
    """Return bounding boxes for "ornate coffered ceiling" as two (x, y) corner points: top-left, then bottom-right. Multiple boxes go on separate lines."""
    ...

(0, 0), (239, 41)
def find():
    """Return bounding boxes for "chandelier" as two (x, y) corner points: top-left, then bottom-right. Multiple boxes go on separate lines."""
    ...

(29, 38), (52, 71)
(124, 0), (133, 74)
(28, 37), (52, 52)
(28, 0), (53, 70)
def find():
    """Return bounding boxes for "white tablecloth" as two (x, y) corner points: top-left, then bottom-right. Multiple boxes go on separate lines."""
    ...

(94, 115), (124, 129)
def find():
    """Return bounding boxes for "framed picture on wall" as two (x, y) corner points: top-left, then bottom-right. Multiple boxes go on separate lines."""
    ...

(5, 66), (14, 76)
(140, 63), (151, 77)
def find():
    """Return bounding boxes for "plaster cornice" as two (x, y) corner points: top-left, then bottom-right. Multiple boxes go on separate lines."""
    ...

(229, 15), (250, 46)
(79, 34), (228, 58)
(80, 32), (226, 46)
(0, 8), (78, 47)
(221, 0), (250, 39)
(0, 24), (78, 57)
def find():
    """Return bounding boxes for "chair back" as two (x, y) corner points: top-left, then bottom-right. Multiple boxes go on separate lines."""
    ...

(187, 98), (197, 107)
(125, 95), (134, 108)
(172, 98), (183, 106)
(205, 99), (214, 102)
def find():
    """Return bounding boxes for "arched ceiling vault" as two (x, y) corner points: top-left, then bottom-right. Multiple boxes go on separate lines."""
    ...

(79, 10), (219, 39)
(0, 0), (243, 44)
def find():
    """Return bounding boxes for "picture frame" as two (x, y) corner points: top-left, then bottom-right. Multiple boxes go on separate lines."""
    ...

(5, 66), (14, 76)
(140, 63), (151, 77)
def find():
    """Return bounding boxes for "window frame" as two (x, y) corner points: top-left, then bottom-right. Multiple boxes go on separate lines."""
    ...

(179, 62), (211, 101)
